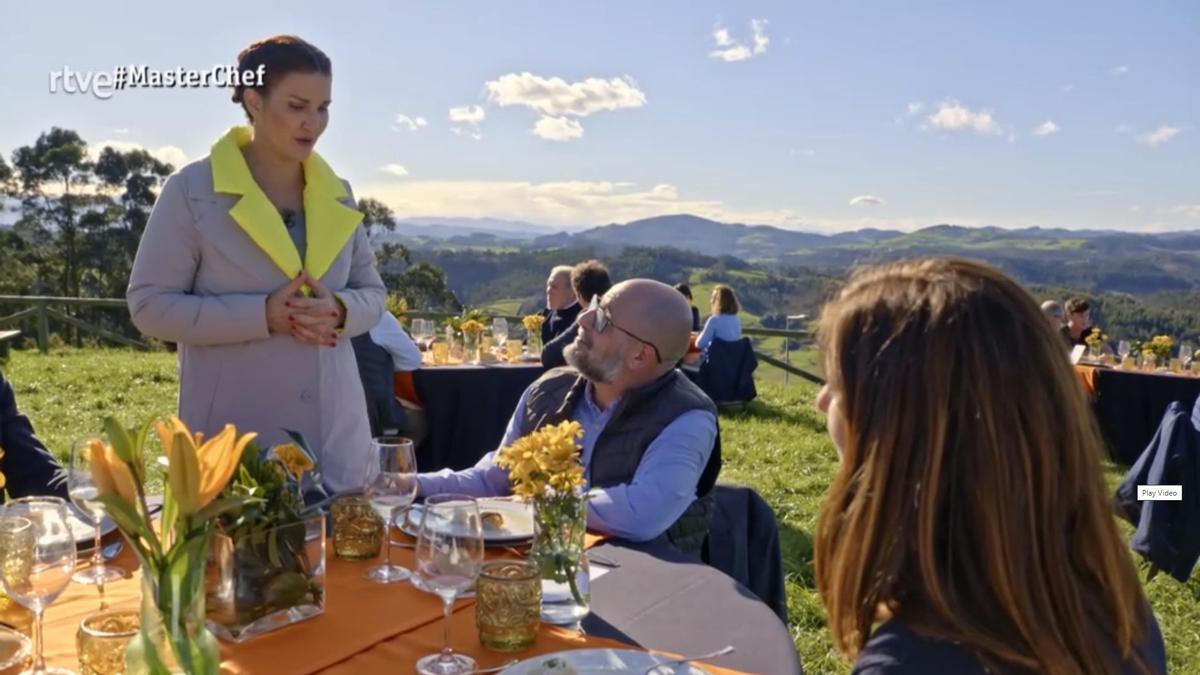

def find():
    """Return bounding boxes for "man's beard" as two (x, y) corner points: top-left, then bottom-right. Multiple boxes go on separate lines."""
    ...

(564, 342), (622, 384)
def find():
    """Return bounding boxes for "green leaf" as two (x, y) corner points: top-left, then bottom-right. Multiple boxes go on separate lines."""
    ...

(99, 492), (162, 560)
(195, 495), (252, 523)
(103, 416), (135, 465)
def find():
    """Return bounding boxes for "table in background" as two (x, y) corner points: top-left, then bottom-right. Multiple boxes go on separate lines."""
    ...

(1076, 365), (1200, 465)
(412, 363), (545, 471)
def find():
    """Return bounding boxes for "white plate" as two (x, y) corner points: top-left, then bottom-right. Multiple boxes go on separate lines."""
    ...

(402, 499), (534, 544)
(501, 648), (711, 674)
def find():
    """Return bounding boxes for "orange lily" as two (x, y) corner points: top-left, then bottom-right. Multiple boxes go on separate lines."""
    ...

(155, 416), (256, 516)
(87, 438), (138, 505)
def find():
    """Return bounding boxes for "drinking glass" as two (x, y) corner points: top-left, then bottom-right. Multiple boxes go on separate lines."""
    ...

(1180, 342), (1194, 369)
(68, 439), (123, 585)
(1117, 340), (1131, 363)
(76, 609), (139, 675)
(365, 438), (418, 583)
(492, 318), (509, 347)
(415, 495), (485, 675)
(0, 497), (77, 675)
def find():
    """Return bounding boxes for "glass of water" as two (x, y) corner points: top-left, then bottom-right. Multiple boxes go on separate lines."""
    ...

(492, 318), (509, 346)
(365, 437), (418, 583)
(1117, 340), (1131, 363)
(415, 494), (485, 675)
(69, 438), (124, 585)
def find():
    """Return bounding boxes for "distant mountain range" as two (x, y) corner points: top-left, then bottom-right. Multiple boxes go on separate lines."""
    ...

(390, 213), (1200, 294)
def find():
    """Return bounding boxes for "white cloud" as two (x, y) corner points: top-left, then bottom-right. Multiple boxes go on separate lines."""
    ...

(450, 127), (483, 141)
(485, 73), (646, 118)
(926, 101), (1000, 135)
(448, 105), (486, 124)
(1138, 125), (1182, 147)
(1032, 120), (1060, 136)
(392, 114), (428, 132)
(1061, 84), (1074, 93)
(87, 140), (188, 168)
(1162, 204), (1200, 218)
(849, 195), (885, 207)
(1111, 65), (1129, 76)
(907, 101), (924, 115)
(533, 116), (584, 142)
(379, 163), (409, 177)
(709, 19), (769, 62)
(113, 128), (130, 135)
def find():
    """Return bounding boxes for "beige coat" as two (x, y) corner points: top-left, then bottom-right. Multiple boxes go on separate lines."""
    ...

(127, 128), (386, 493)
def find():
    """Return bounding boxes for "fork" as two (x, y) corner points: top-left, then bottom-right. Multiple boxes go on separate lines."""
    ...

(642, 645), (736, 674)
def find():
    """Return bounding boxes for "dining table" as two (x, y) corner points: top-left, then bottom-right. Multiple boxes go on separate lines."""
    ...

(39, 531), (802, 674)
(1075, 364), (1200, 465)
(411, 361), (546, 472)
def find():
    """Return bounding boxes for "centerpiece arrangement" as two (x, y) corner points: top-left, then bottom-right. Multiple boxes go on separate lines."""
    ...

(1085, 327), (1108, 360)
(206, 432), (328, 643)
(461, 319), (485, 364)
(1142, 335), (1175, 368)
(522, 314), (546, 356)
(496, 420), (590, 624)
(89, 415), (256, 675)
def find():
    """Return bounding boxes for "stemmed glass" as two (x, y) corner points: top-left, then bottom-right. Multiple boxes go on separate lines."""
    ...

(365, 437), (418, 583)
(68, 438), (124, 585)
(415, 495), (485, 675)
(0, 497), (77, 675)
(1118, 340), (1131, 366)
(1180, 341), (1194, 369)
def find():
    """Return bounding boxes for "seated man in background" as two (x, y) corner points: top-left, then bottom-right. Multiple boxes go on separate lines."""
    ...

(352, 311), (424, 442)
(1065, 297), (1094, 346)
(0, 368), (68, 501)
(541, 265), (581, 344)
(540, 259), (613, 369)
(418, 279), (720, 556)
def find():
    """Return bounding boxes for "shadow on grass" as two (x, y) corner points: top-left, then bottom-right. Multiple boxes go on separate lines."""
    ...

(721, 397), (830, 436)
(780, 520), (817, 588)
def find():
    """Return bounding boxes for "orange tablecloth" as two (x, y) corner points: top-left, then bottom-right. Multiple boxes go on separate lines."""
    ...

(41, 533), (705, 675)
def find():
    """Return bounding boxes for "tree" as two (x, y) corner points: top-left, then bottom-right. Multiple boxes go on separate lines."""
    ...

(356, 197), (459, 311)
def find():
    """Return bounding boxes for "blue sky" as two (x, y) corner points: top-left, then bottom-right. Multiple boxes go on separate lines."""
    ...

(2, 1), (1196, 232)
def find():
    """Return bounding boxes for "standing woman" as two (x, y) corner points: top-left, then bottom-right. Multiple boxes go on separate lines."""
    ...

(127, 36), (386, 493)
(814, 259), (1166, 674)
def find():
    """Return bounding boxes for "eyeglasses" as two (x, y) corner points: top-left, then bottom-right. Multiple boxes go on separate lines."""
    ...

(587, 296), (663, 364)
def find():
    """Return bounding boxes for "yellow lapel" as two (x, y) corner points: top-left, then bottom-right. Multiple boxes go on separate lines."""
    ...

(210, 126), (363, 282)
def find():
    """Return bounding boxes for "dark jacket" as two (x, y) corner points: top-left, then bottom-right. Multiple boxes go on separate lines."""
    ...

(690, 306), (701, 332)
(0, 369), (68, 500)
(695, 337), (758, 404)
(539, 320), (579, 370)
(1116, 397), (1200, 582)
(541, 302), (581, 344)
(702, 484), (788, 623)
(350, 333), (407, 437)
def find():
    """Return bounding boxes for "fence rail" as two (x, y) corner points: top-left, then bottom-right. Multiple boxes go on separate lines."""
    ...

(0, 297), (826, 384)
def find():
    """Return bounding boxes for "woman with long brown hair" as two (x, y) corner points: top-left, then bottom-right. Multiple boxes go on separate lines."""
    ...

(814, 258), (1166, 674)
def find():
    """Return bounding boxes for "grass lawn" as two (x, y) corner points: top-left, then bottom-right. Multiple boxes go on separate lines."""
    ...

(4, 349), (1198, 673)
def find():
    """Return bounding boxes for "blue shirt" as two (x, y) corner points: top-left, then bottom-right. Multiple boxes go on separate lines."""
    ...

(696, 313), (742, 350)
(416, 381), (718, 542)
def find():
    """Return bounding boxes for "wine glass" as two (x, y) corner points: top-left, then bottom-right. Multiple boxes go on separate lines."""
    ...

(1180, 341), (1194, 369)
(365, 437), (418, 583)
(415, 495), (485, 675)
(492, 318), (509, 348)
(0, 497), (77, 675)
(68, 438), (124, 585)
(1117, 340), (1131, 362)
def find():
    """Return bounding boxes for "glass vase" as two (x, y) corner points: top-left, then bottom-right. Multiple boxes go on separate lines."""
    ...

(530, 494), (590, 625)
(464, 332), (482, 365)
(127, 555), (220, 675)
(528, 333), (543, 358)
(205, 513), (326, 643)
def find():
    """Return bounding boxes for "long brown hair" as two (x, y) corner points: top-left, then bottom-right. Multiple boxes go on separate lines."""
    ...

(815, 258), (1154, 675)
(711, 284), (740, 315)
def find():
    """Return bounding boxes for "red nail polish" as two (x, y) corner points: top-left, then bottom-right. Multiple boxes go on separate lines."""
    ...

(288, 315), (295, 322)
(328, 342), (336, 348)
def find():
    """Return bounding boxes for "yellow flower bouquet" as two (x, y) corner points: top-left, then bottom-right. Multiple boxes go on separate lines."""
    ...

(522, 314), (547, 355)
(89, 415), (255, 674)
(496, 420), (590, 622)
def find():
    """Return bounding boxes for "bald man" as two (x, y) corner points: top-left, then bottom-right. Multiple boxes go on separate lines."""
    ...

(418, 279), (721, 556)
(541, 265), (580, 343)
